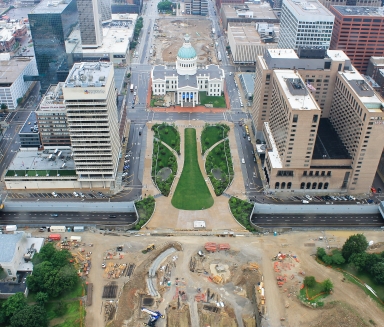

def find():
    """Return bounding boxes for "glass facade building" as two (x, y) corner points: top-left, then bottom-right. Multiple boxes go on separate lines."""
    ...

(28, 0), (78, 91)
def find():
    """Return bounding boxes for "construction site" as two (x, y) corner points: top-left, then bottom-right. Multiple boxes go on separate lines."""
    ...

(151, 18), (219, 65)
(33, 230), (384, 327)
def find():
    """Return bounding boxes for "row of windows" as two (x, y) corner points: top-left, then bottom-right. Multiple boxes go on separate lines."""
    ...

(303, 170), (331, 177)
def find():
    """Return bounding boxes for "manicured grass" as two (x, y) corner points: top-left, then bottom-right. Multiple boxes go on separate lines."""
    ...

(201, 124), (230, 154)
(305, 281), (325, 298)
(205, 140), (234, 195)
(152, 123), (180, 154)
(199, 92), (226, 108)
(299, 286), (326, 307)
(135, 196), (155, 230)
(5, 170), (77, 177)
(172, 128), (214, 210)
(151, 140), (177, 196)
(228, 197), (255, 231)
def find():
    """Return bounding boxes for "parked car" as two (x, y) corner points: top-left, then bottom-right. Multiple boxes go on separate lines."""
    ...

(305, 195), (312, 201)
(98, 192), (104, 197)
(247, 136), (251, 141)
(302, 200), (309, 204)
(79, 192), (85, 198)
(50, 213), (58, 217)
(241, 158), (245, 164)
(367, 199), (374, 204)
(73, 191), (79, 197)
(51, 192), (58, 197)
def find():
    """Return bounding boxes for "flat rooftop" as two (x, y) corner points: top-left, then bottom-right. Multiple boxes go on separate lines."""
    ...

(19, 111), (37, 134)
(0, 57), (34, 85)
(7, 148), (76, 176)
(30, 0), (73, 14)
(268, 48), (298, 59)
(221, 3), (278, 20)
(284, 0), (334, 19)
(0, 21), (26, 42)
(64, 62), (113, 88)
(66, 27), (131, 56)
(313, 118), (351, 160)
(228, 23), (278, 45)
(274, 70), (320, 111)
(111, 13), (138, 22)
(38, 83), (65, 111)
(332, 6), (384, 17)
(340, 70), (384, 112)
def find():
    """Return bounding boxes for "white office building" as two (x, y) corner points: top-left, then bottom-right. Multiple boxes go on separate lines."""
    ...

(63, 62), (121, 189)
(77, 0), (103, 48)
(277, 0), (334, 50)
(151, 34), (224, 107)
(0, 56), (38, 110)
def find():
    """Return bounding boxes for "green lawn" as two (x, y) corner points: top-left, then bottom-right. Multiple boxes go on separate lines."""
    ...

(151, 140), (177, 196)
(152, 123), (180, 154)
(172, 128), (214, 210)
(199, 92), (226, 108)
(201, 124), (229, 154)
(205, 140), (234, 196)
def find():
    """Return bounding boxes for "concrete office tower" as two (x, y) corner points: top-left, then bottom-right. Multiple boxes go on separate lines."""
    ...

(278, 0), (334, 50)
(78, 0), (103, 48)
(100, 0), (112, 22)
(36, 83), (71, 148)
(330, 6), (384, 73)
(252, 48), (384, 194)
(63, 62), (121, 189)
(28, 0), (78, 91)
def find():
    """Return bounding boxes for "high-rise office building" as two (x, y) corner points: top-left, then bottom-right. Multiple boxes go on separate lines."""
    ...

(278, 0), (334, 50)
(252, 48), (384, 194)
(36, 83), (71, 148)
(330, 6), (384, 73)
(100, 0), (112, 22)
(77, 0), (103, 48)
(63, 62), (120, 188)
(28, 0), (78, 91)
(185, 0), (208, 15)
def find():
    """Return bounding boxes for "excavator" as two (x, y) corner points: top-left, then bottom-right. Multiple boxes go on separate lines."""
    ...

(141, 307), (164, 326)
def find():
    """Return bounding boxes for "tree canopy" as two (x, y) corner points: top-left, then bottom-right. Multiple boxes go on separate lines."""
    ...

(10, 304), (48, 327)
(2, 293), (27, 322)
(341, 234), (368, 261)
(157, 0), (173, 11)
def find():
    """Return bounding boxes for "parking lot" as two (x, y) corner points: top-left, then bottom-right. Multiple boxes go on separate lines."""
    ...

(7, 191), (109, 201)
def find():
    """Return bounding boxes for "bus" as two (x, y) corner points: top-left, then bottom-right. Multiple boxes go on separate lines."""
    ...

(130, 84), (134, 92)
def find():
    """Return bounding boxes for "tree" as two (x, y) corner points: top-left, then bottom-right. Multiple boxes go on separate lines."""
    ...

(342, 234), (368, 261)
(2, 293), (27, 321)
(322, 279), (333, 293)
(316, 247), (326, 259)
(35, 292), (48, 306)
(10, 304), (48, 327)
(1, 103), (7, 110)
(304, 276), (316, 288)
(322, 255), (333, 265)
(370, 262), (384, 284)
(331, 252), (345, 265)
(157, 0), (173, 11)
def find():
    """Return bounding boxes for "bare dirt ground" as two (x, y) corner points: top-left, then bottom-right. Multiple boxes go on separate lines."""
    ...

(31, 229), (384, 327)
(152, 18), (217, 65)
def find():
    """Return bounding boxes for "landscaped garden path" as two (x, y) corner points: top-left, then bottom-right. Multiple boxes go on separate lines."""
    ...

(141, 120), (247, 231)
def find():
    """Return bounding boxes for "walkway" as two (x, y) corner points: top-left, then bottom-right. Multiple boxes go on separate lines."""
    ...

(142, 120), (247, 231)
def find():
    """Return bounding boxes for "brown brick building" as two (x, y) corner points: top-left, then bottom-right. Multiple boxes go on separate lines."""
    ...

(330, 6), (384, 73)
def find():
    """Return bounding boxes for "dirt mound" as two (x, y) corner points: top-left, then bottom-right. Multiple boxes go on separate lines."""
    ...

(308, 302), (370, 327)
(198, 303), (237, 327)
(167, 302), (191, 327)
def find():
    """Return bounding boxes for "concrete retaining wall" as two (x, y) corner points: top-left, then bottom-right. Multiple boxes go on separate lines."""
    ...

(252, 203), (380, 215)
(3, 201), (136, 213)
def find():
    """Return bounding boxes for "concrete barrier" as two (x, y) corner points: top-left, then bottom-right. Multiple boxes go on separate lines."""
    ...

(3, 201), (136, 213)
(252, 203), (379, 215)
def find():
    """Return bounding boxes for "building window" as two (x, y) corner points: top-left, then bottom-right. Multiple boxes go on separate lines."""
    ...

(309, 171), (313, 176)
(293, 114), (298, 123)
(312, 182), (317, 189)
(300, 182), (305, 189)
(327, 171), (331, 176)
(321, 171), (325, 176)
(7, 269), (12, 276)
(281, 182), (286, 189)
(275, 182), (280, 189)
(287, 182), (292, 189)
(306, 182), (311, 189)
(324, 182), (329, 189)
(318, 182), (323, 189)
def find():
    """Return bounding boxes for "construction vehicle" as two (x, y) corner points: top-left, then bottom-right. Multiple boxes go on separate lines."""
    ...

(144, 244), (155, 253)
(141, 308), (164, 326)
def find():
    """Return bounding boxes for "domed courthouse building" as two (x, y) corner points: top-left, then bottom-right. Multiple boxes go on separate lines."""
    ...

(151, 34), (225, 107)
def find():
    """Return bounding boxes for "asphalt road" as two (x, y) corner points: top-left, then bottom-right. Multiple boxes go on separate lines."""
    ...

(0, 211), (137, 225)
(252, 213), (383, 227)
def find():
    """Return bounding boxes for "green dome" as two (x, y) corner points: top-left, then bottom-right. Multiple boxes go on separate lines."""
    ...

(177, 45), (197, 59)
